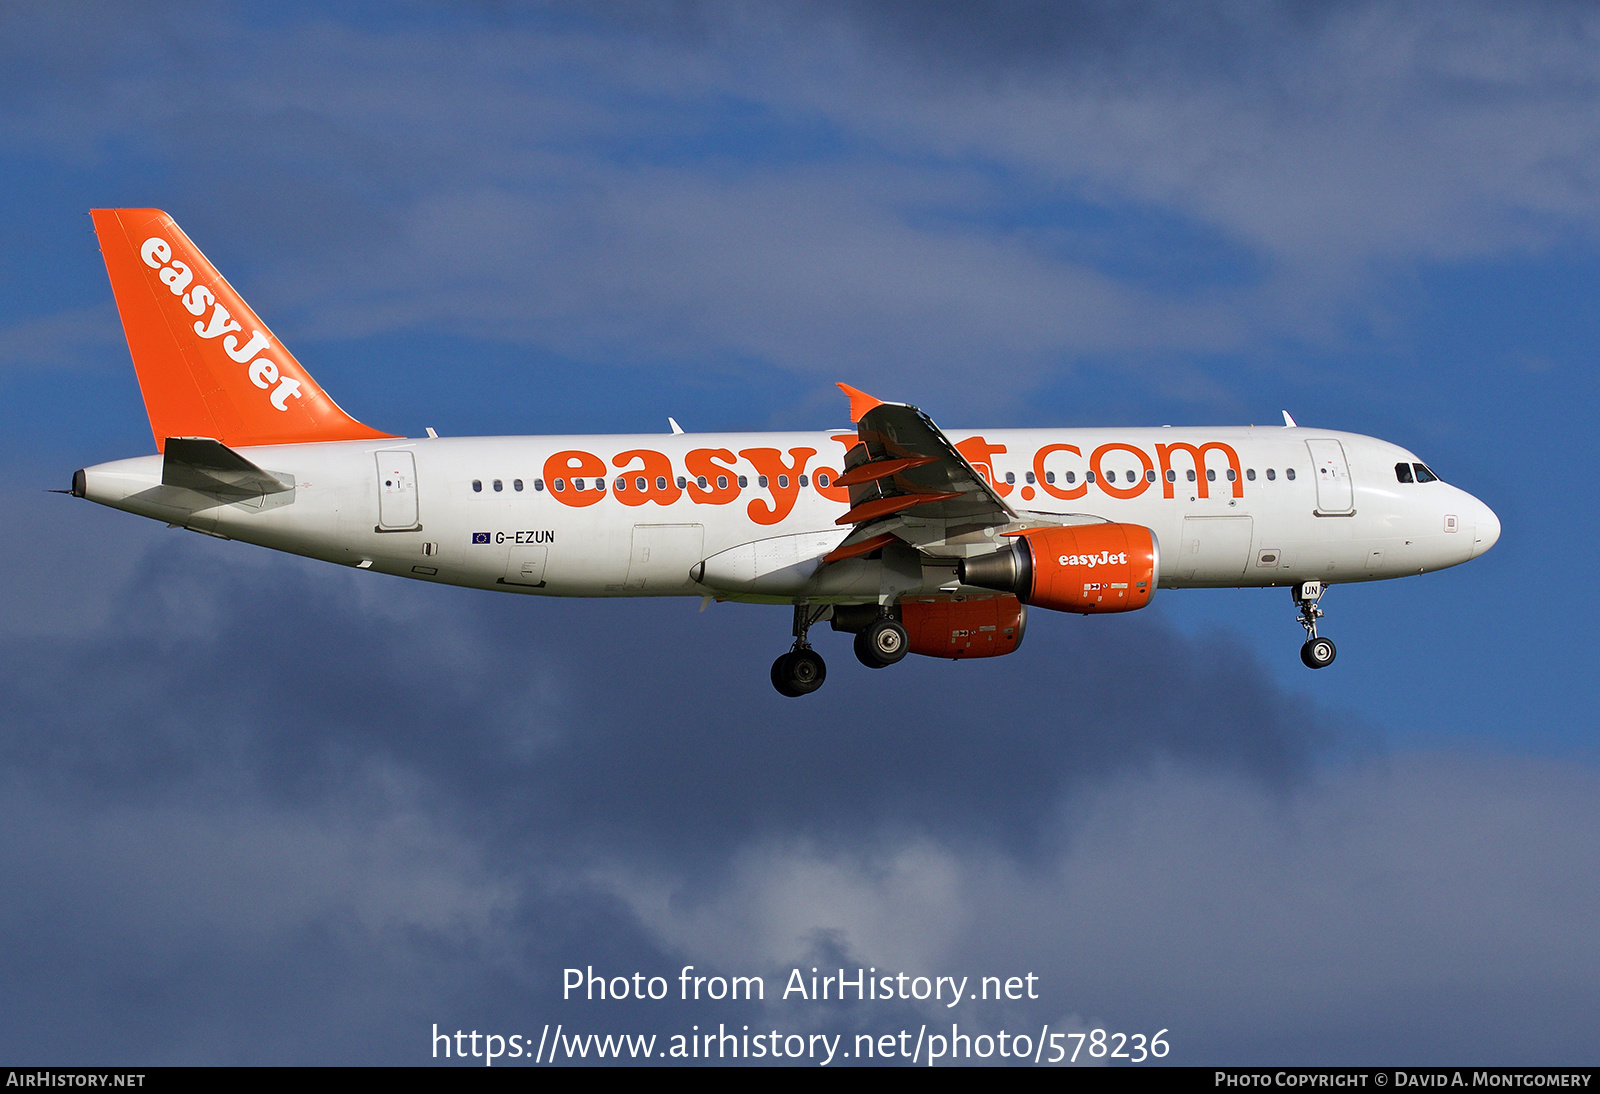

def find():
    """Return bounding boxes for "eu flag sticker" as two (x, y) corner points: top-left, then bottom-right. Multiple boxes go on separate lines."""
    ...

(471, 532), (491, 544)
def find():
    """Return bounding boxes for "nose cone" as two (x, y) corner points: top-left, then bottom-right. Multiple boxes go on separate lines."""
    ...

(1471, 498), (1501, 558)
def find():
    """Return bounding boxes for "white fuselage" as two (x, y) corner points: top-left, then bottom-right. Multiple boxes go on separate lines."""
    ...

(78, 426), (1500, 602)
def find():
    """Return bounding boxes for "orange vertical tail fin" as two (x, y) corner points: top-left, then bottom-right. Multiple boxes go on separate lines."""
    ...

(91, 208), (395, 452)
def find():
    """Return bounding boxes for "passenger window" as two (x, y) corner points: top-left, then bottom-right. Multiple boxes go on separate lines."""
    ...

(596, 478), (606, 491)
(1395, 462), (1414, 483)
(1266, 469), (1276, 480)
(815, 473), (829, 487)
(676, 477), (686, 489)
(1187, 469), (1197, 482)
(799, 474), (808, 487)
(1226, 469), (1236, 482)
(1414, 463), (1438, 483)
(1286, 468), (1296, 480)
(717, 475), (729, 490)
(1025, 471), (1036, 484)
(656, 477), (668, 490)
(493, 479), (503, 492)
(1045, 471), (1056, 484)
(758, 476), (768, 488)
(1166, 469), (1176, 483)
(615, 478), (627, 491)
(1246, 469), (1256, 481)
(738, 476), (748, 488)
(514, 479), (523, 491)
(534, 479), (545, 492)
(635, 477), (647, 491)
(574, 479), (586, 491)
(472, 479), (482, 492)
(1004, 472), (1015, 485)
(554, 478), (566, 492)
(1064, 471), (1075, 484)
(1145, 469), (1156, 482)
(697, 476), (708, 489)
(1086, 471), (1096, 483)
(1206, 469), (1216, 482)
(778, 475), (789, 488)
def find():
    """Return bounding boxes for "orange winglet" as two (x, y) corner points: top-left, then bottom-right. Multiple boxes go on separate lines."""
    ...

(835, 491), (960, 525)
(836, 383), (884, 424)
(822, 532), (898, 563)
(832, 456), (938, 487)
(92, 208), (395, 452)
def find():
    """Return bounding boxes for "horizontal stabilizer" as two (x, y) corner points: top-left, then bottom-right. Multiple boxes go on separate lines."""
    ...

(162, 437), (292, 498)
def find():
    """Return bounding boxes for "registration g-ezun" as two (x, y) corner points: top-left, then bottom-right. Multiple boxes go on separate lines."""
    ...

(72, 210), (1501, 695)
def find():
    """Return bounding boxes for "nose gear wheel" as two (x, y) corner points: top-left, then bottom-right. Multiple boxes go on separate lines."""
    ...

(1300, 636), (1337, 669)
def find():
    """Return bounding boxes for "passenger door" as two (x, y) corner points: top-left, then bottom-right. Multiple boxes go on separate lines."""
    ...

(1305, 439), (1354, 514)
(375, 450), (421, 530)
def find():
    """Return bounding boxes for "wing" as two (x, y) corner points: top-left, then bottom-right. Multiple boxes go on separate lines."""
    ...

(823, 384), (1019, 562)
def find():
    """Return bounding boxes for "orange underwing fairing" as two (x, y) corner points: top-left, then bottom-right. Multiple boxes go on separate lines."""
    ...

(91, 208), (394, 452)
(831, 456), (938, 487)
(960, 523), (1159, 614)
(899, 595), (1027, 659)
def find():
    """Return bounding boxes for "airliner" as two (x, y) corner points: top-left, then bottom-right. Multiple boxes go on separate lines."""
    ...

(70, 209), (1501, 696)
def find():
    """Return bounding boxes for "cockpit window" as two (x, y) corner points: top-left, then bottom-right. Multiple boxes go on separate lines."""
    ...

(1413, 463), (1438, 483)
(1395, 462), (1414, 484)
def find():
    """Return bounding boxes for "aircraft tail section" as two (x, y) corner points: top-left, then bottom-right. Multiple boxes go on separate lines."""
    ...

(91, 208), (394, 452)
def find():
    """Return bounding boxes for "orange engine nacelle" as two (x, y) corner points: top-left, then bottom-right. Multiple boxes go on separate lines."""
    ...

(898, 594), (1027, 660)
(959, 523), (1159, 614)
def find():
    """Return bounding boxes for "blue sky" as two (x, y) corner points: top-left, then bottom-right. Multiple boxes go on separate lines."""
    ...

(2, 0), (1597, 1065)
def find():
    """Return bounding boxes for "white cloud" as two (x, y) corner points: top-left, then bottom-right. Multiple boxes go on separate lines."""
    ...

(15, 2), (1600, 402)
(597, 753), (1600, 1055)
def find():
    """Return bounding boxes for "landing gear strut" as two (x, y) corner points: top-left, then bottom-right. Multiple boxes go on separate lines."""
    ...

(771, 603), (829, 697)
(1295, 581), (1336, 669)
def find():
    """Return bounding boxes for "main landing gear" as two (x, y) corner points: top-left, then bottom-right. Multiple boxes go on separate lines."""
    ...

(770, 603), (914, 696)
(853, 613), (908, 670)
(771, 603), (830, 697)
(1295, 581), (1336, 669)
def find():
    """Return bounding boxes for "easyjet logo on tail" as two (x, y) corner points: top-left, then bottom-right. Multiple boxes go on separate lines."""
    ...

(139, 236), (302, 412)
(95, 208), (390, 449)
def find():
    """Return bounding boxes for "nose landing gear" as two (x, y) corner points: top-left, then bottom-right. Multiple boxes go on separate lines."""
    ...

(771, 603), (830, 697)
(1295, 581), (1336, 669)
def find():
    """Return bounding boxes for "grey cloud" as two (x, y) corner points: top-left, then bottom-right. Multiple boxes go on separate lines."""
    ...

(0, 503), (1586, 1062)
(0, 503), (1338, 1060)
(2, 517), (1334, 855)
